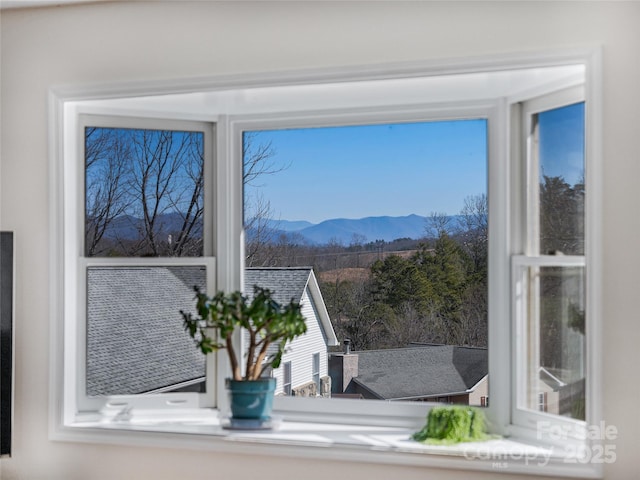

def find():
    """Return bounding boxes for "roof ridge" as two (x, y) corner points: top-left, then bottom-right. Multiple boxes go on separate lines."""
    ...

(355, 345), (448, 354)
(410, 342), (488, 351)
(245, 266), (313, 271)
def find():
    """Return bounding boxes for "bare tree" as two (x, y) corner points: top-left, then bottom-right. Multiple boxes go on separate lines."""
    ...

(243, 132), (287, 187)
(245, 193), (276, 266)
(382, 302), (437, 348)
(459, 194), (488, 234)
(243, 131), (293, 264)
(164, 133), (204, 257)
(324, 277), (392, 351)
(458, 193), (488, 273)
(349, 233), (367, 249)
(86, 128), (283, 259)
(457, 282), (488, 347)
(425, 211), (453, 239)
(85, 128), (131, 256)
(128, 130), (204, 256)
(85, 128), (205, 257)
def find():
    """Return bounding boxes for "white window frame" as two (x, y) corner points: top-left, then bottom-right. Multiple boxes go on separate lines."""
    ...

(510, 86), (596, 449)
(512, 255), (586, 431)
(49, 50), (602, 477)
(230, 101), (505, 428)
(66, 114), (218, 415)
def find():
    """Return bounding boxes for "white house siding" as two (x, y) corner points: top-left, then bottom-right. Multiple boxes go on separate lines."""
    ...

(537, 379), (561, 415)
(467, 375), (489, 407)
(272, 287), (328, 395)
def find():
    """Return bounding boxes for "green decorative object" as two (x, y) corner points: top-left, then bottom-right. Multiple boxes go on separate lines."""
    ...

(412, 406), (493, 445)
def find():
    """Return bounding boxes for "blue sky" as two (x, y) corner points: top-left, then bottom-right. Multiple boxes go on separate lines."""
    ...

(539, 102), (585, 185)
(244, 119), (488, 224)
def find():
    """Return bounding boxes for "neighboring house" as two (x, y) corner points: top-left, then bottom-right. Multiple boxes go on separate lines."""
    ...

(537, 366), (585, 418)
(537, 366), (565, 414)
(87, 266), (337, 397)
(330, 344), (488, 405)
(245, 267), (339, 397)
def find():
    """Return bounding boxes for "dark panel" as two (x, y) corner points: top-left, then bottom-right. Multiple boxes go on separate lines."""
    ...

(0, 232), (13, 456)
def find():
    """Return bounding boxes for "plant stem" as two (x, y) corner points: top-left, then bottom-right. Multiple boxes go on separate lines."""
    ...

(245, 328), (257, 380)
(253, 341), (271, 380)
(225, 335), (241, 381)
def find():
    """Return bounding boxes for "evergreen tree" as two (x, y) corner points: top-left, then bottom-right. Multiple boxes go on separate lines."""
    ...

(370, 255), (432, 315)
(416, 233), (468, 320)
(540, 175), (584, 255)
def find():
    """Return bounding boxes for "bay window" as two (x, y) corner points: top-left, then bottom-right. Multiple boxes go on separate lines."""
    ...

(50, 50), (601, 476)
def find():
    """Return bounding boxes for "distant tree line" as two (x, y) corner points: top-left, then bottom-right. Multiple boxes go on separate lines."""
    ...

(322, 194), (488, 350)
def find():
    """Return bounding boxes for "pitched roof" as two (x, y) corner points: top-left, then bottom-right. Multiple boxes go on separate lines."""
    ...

(88, 266), (338, 396)
(351, 344), (487, 400)
(244, 267), (312, 304)
(87, 265), (207, 396)
(244, 267), (338, 347)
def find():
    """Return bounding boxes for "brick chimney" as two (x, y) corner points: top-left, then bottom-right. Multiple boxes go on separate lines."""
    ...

(328, 339), (359, 395)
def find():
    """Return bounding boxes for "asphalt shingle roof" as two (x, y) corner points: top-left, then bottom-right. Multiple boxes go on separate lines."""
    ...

(242, 267), (315, 356)
(244, 267), (312, 304)
(87, 266), (323, 396)
(352, 344), (487, 400)
(87, 266), (206, 396)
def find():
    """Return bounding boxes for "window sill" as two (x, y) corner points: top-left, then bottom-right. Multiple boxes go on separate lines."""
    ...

(54, 408), (602, 479)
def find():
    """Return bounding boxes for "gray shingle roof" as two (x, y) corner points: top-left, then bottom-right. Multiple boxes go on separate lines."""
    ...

(87, 266), (334, 396)
(87, 266), (206, 396)
(243, 267), (313, 357)
(351, 344), (487, 400)
(244, 267), (312, 304)
(243, 267), (338, 355)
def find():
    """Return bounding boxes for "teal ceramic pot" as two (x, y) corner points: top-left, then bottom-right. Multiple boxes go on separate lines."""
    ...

(226, 377), (276, 420)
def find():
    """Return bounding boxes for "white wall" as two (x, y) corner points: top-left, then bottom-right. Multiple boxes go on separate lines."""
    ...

(1, 2), (639, 479)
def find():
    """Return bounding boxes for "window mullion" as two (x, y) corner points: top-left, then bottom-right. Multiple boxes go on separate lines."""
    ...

(526, 112), (541, 256)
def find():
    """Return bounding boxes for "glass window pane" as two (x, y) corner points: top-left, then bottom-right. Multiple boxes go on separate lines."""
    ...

(86, 265), (206, 396)
(85, 127), (204, 257)
(313, 353), (320, 391)
(243, 120), (489, 405)
(536, 102), (585, 255)
(522, 265), (586, 420)
(283, 362), (292, 396)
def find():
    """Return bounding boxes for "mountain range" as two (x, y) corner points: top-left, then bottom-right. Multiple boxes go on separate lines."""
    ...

(100, 213), (460, 246)
(264, 214), (455, 245)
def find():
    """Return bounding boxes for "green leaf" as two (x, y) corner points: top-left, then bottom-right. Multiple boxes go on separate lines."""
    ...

(181, 284), (308, 378)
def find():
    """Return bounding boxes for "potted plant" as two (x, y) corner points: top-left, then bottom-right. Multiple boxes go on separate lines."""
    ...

(181, 286), (307, 423)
